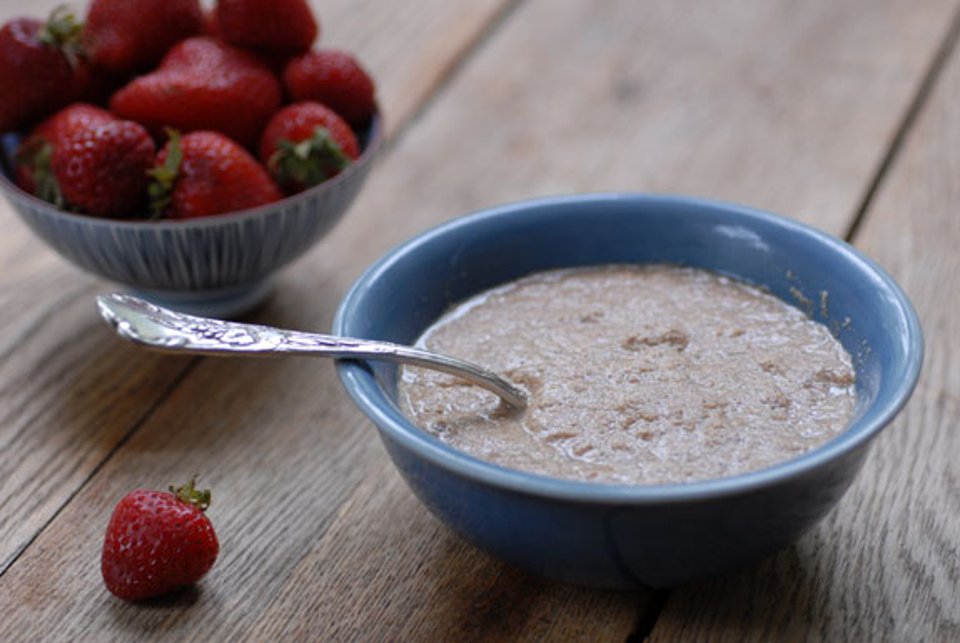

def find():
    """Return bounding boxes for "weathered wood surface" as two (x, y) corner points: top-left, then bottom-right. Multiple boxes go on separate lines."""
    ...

(0, 0), (957, 640)
(648, 10), (960, 641)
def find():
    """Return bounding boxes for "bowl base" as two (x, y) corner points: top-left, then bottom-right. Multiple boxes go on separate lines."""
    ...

(128, 280), (272, 319)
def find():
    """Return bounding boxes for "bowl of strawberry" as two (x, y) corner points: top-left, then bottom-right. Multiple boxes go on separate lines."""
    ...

(0, 0), (381, 317)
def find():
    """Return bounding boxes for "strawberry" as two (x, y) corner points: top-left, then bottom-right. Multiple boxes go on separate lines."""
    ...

(283, 49), (376, 127)
(201, 9), (220, 37)
(110, 37), (282, 148)
(259, 102), (359, 194)
(24, 103), (114, 146)
(216, 0), (318, 54)
(84, 0), (204, 74)
(0, 8), (89, 132)
(102, 479), (219, 601)
(150, 130), (282, 218)
(51, 119), (156, 217)
(15, 104), (114, 201)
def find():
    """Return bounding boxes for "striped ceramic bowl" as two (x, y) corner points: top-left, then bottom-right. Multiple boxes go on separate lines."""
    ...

(0, 114), (382, 317)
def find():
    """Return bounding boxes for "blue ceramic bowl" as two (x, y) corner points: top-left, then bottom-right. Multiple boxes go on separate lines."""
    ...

(0, 114), (382, 318)
(334, 194), (923, 589)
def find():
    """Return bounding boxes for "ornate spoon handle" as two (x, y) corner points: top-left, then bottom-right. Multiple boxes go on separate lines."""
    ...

(96, 293), (527, 409)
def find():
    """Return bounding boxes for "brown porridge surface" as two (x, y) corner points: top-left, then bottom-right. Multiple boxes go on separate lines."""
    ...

(398, 265), (857, 485)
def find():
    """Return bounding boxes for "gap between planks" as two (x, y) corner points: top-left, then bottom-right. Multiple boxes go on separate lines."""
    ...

(379, 0), (526, 158)
(0, 358), (201, 578)
(844, 0), (960, 243)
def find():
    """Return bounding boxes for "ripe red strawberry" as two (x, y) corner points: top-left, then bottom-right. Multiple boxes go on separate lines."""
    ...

(150, 130), (282, 218)
(84, 0), (204, 74)
(51, 119), (156, 217)
(216, 0), (318, 53)
(25, 104), (115, 147)
(0, 9), (90, 132)
(201, 9), (219, 37)
(283, 50), (376, 127)
(110, 37), (282, 148)
(102, 479), (219, 601)
(15, 103), (114, 201)
(259, 102), (359, 194)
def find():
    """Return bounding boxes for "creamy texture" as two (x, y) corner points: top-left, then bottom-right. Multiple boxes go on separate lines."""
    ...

(399, 265), (857, 485)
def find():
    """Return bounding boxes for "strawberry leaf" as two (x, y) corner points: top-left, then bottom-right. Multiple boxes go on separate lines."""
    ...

(37, 6), (84, 68)
(171, 476), (211, 512)
(268, 126), (352, 191)
(147, 129), (183, 219)
(16, 139), (63, 208)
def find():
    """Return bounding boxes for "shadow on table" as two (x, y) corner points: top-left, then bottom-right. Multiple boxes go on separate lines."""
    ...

(649, 543), (826, 639)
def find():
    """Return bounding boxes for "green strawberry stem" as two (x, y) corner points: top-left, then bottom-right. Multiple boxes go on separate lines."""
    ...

(147, 129), (183, 219)
(37, 6), (84, 68)
(268, 126), (352, 190)
(16, 139), (63, 208)
(171, 477), (211, 512)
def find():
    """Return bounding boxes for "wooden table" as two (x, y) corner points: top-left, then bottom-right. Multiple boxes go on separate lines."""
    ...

(1, 0), (957, 640)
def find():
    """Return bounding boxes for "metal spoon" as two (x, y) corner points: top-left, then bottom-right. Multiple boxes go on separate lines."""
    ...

(95, 293), (527, 409)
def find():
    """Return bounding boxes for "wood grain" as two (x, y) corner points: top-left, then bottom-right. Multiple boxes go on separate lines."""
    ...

(0, 0), (510, 572)
(326, 0), (958, 242)
(647, 9), (960, 643)
(1, 0), (958, 640)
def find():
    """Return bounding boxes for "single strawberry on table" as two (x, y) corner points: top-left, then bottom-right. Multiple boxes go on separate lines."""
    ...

(150, 130), (282, 218)
(110, 37), (282, 148)
(216, 0), (318, 54)
(0, 7), (90, 132)
(102, 478), (219, 601)
(259, 101), (359, 194)
(83, 0), (204, 74)
(283, 49), (377, 127)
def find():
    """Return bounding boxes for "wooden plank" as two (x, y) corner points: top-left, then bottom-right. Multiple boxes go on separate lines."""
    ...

(324, 0), (960, 241)
(245, 466), (641, 641)
(317, 1), (519, 136)
(0, 281), (195, 572)
(0, 0), (510, 572)
(647, 12), (960, 643)
(1, 0), (956, 640)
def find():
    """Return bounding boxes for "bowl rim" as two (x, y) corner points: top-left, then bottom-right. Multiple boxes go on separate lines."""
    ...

(334, 193), (924, 504)
(0, 110), (384, 228)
